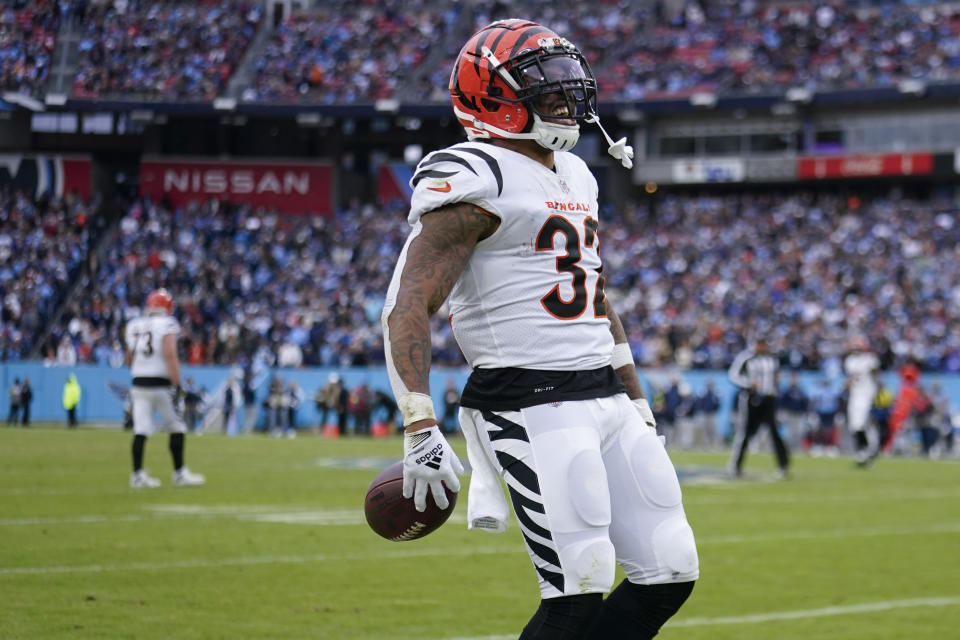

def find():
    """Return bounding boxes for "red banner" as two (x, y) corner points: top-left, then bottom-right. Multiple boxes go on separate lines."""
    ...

(797, 153), (933, 180)
(139, 158), (333, 215)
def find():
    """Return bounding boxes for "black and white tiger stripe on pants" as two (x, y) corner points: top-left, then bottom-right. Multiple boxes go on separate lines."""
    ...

(459, 394), (699, 599)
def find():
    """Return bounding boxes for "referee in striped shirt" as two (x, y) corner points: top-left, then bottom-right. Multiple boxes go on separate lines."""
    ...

(728, 338), (790, 478)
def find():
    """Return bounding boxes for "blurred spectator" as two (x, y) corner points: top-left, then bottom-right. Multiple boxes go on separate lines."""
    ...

(19, 376), (31, 425)
(277, 333), (303, 368)
(372, 387), (398, 432)
(7, 376), (20, 424)
(778, 372), (810, 453)
(673, 381), (697, 449)
(924, 380), (950, 457)
(222, 375), (241, 435)
(182, 376), (203, 433)
(441, 375), (459, 435)
(694, 379), (721, 449)
(62, 372), (80, 427)
(346, 381), (370, 435)
(809, 378), (841, 455)
(241, 373), (257, 433)
(316, 372), (346, 434)
(284, 380), (302, 437)
(266, 374), (284, 435)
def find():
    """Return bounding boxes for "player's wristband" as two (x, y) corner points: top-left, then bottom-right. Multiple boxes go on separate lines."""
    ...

(611, 342), (634, 369)
(398, 392), (436, 426)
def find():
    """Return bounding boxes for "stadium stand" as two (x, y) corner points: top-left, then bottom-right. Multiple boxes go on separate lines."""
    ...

(0, 0), (59, 97)
(33, 187), (960, 375)
(599, 0), (960, 100)
(71, 0), (262, 100)
(0, 189), (100, 361)
(243, 0), (460, 104)
(44, 196), (421, 369)
(30, 0), (960, 105)
(605, 188), (960, 373)
(236, 0), (960, 104)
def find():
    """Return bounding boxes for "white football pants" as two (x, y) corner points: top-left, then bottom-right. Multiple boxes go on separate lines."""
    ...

(460, 393), (699, 599)
(131, 386), (187, 436)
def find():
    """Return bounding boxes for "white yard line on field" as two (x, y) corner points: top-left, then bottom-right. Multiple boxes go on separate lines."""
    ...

(685, 486), (960, 505)
(696, 521), (960, 544)
(445, 596), (960, 639)
(0, 507), (470, 527)
(2, 520), (958, 576)
(2, 503), (958, 544)
(0, 544), (521, 576)
(669, 595), (960, 627)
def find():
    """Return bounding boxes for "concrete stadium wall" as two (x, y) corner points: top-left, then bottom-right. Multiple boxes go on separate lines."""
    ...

(3, 363), (958, 437)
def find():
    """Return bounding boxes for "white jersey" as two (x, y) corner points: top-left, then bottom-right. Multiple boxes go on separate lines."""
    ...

(844, 350), (879, 398)
(124, 314), (180, 379)
(392, 141), (613, 370)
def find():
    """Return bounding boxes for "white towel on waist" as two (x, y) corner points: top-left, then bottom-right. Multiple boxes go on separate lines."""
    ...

(460, 408), (510, 533)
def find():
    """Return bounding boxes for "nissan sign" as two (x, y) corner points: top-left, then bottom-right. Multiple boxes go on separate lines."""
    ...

(140, 158), (333, 214)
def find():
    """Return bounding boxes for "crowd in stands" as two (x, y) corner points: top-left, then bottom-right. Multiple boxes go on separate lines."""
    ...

(601, 0), (960, 100)
(605, 188), (960, 373)
(469, 0), (960, 101)
(46, 196), (408, 371)
(244, 0), (460, 104)
(0, 0), (942, 104)
(0, 0), (58, 97)
(72, 0), (262, 100)
(37, 186), (960, 375)
(0, 188), (100, 361)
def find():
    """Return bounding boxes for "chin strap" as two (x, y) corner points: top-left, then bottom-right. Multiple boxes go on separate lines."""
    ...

(585, 113), (634, 169)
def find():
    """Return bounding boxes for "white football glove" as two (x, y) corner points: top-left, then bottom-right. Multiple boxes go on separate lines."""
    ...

(402, 425), (464, 512)
(632, 398), (656, 429)
(632, 398), (667, 445)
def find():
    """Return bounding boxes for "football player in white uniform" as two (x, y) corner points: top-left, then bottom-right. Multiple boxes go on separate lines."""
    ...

(381, 20), (697, 639)
(844, 335), (880, 466)
(124, 289), (205, 488)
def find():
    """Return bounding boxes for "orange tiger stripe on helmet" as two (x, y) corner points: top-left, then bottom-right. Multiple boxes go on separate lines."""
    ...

(449, 19), (562, 137)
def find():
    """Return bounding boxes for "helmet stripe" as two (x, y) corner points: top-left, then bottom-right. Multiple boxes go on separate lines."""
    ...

(508, 26), (552, 60)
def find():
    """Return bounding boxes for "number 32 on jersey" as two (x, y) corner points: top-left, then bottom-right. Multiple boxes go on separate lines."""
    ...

(536, 214), (606, 320)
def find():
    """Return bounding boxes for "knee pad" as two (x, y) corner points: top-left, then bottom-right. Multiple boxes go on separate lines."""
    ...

(626, 427), (682, 509)
(560, 448), (615, 594)
(557, 537), (616, 595)
(651, 515), (699, 578)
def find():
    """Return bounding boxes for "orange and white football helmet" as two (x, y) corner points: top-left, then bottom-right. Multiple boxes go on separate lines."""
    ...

(145, 288), (174, 316)
(449, 19), (597, 152)
(449, 19), (633, 167)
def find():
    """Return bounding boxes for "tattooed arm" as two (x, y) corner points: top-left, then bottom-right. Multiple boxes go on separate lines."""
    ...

(386, 202), (499, 432)
(606, 298), (647, 401)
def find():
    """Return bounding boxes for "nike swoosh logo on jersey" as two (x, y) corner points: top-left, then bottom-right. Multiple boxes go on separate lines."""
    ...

(427, 181), (452, 193)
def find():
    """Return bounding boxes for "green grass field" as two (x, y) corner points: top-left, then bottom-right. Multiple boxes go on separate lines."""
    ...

(1, 425), (958, 639)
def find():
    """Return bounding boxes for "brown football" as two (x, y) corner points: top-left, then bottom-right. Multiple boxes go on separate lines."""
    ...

(364, 460), (457, 541)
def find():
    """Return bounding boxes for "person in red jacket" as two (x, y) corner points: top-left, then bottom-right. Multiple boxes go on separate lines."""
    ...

(888, 363), (929, 452)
